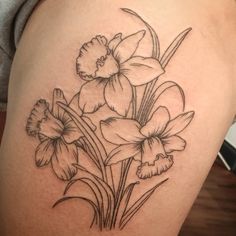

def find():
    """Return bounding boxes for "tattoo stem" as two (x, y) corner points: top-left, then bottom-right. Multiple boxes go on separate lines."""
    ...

(132, 86), (137, 119)
(138, 28), (192, 124)
(112, 158), (133, 228)
(57, 103), (108, 182)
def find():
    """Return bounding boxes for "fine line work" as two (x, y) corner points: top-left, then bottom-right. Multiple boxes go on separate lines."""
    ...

(25, 8), (195, 231)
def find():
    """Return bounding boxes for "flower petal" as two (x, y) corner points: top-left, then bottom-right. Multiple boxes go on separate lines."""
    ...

(162, 135), (186, 153)
(108, 33), (122, 51)
(114, 30), (145, 63)
(52, 88), (68, 121)
(95, 54), (119, 78)
(147, 81), (185, 121)
(105, 74), (132, 116)
(76, 35), (108, 79)
(26, 99), (48, 136)
(121, 56), (164, 86)
(137, 155), (173, 179)
(79, 78), (107, 113)
(141, 137), (166, 165)
(161, 111), (195, 138)
(106, 144), (140, 165)
(133, 152), (142, 162)
(39, 111), (64, 139)
(38, 133), (48, 142)
(100, 117), (144, 145)
(35, 139), (54, 167)
(63, 120), (83, 144)
(51, 139), (78, 181)
(140, 106), (170, 137)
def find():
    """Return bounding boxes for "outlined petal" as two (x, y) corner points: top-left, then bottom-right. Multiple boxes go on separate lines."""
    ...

(95, 54), (119, 78)
(161, 111), (195, 138)
(133, 152), (142, 162)
(114, 30), (145, 63)
(121, 56), (164, 86)
(100, 117), (144, 145)
(140, 106), (170, 137)
(76, 35), (109, 78)
(51, 139), (78, 181)
(63, 120), (83, 144)
(147, 81), (185, 121)
(162, 135), (186, 153)
(35, 139), (54, 167)
(52, 88), (68, 121)
(109, 33), (122, 51)
(26, 99), (49, 136)
(79, 78), (107, 113)
(141, 137), (166, 165)
(106, 144), (140, 165)
(39, 111), (64, 139)
(38, 133), (48, 142)
(105, 74), (132, 116)
(137, 155), (173, 179)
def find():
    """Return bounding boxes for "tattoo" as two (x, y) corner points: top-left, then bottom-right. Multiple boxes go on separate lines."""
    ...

(25, 8), (194, 230)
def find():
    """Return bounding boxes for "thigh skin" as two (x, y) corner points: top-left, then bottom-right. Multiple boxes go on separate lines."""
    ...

(1, 0), (236, 235)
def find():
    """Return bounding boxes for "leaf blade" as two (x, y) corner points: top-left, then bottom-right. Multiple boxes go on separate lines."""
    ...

(53, 196), (99, 228)
(121, 8), (160, 59)
(160, 28), (192, 68)
(116, 182), (139, 228)
(147, 81), (185, 120)
(73, 164), (115, 227)
(120, 178), (168, 229)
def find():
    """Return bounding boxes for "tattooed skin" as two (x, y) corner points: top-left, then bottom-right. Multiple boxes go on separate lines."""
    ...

(25, 8), (194, 230)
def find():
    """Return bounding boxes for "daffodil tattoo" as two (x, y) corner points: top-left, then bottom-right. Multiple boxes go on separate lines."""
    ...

(25, 8), (194, 231)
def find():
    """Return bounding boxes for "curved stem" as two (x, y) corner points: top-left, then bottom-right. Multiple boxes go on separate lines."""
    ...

(112, 158), (133, 228)
(139, 28), (192, 124)
(78, 138), (100, 168)
(132, 86), (137, 119)
(58, 103), (108, 182)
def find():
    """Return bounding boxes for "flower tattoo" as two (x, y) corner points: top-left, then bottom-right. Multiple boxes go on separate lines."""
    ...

(25, 8), (194, 231)
(101, 106), (194, 179)
(76, 31), (164, 116)
(26, 88), (94, 180)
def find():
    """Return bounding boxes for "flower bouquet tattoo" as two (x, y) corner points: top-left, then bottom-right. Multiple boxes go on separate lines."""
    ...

(26, 9), (194, 230)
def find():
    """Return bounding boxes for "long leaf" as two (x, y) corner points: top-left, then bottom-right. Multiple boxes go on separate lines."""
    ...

(57, 102), (108, 182)
(78, 137), (100, 169)
(74, 164), (115, 227)
(116, 182), (139, 228)
(74, 164), (115, 198)
(80, 178), (109, 228)
(64, 177), (105, 227)
(120, 178), (168, 229)
(53, 196), (99, 228)
(160, 28), (192, 68)
(121, 8), (160, 59)
(146, 81), (185, 120)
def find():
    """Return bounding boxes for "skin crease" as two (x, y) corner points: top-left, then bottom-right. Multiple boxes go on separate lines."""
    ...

(1, 0), (236, 235)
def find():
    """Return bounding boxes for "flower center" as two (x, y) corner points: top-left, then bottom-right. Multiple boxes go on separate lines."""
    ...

(39, 111), (64, 139)
(141, 137), (166, 165)
(95, 53), (119, 78)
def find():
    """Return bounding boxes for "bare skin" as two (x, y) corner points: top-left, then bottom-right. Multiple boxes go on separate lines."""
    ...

(0, 0), (236, 235)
